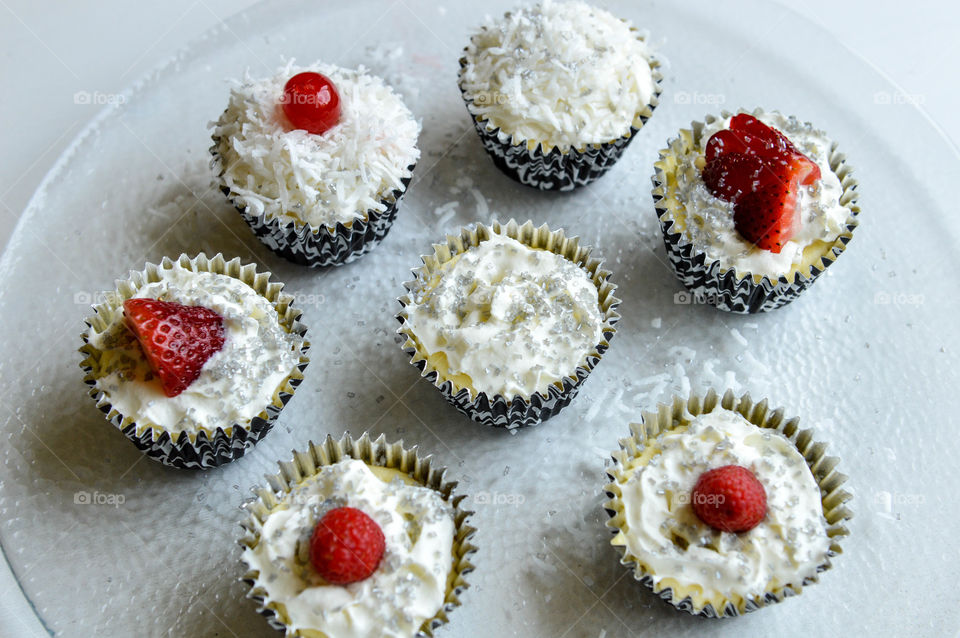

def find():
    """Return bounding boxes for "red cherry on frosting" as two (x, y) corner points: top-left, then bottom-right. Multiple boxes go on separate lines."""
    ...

(281, 72), (341, 135)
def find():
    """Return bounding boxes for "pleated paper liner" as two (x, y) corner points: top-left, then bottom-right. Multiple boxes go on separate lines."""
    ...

(239, 432), (477, 637)
(603, 389), (852, 617)
(457, 33), (663, 191)
(78, 253), (310, 469)
(397, 219), (621, 429)
(211, 131), (414, 267)
(652, 108), (860, 313)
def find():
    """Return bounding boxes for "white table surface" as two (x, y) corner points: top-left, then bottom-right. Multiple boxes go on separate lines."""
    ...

(0, 1), (957, 635)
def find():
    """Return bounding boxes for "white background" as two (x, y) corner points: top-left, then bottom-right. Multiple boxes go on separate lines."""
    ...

(0, 0), (956, 634)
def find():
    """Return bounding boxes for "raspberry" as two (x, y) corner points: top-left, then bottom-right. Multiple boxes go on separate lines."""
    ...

(309, 507), (385, 584)
(691, 465), (767, 533)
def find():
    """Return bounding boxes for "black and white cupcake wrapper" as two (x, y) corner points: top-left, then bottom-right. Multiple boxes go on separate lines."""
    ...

(239, 432), (477, 637)
(78, 253), (310, 469)
(457, 36), (663, 192)
(397, 220), (621, 429)
(211, 133), (414, 267)
(603, 389), (853, 618)
(652, 108), (860, 313)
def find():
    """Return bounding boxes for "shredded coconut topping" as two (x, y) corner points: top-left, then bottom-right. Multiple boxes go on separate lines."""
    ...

(405, 233), (604, 398)
(213, 61), (420, 229)
(460, 0), (655, 152)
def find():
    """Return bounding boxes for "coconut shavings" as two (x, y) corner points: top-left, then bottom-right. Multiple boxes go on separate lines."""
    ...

(460, 0), (654, 152)
(213, 61), (420, 229)
(404, 233), (604, 398)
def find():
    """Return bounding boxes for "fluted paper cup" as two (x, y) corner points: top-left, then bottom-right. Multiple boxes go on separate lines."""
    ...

(79, 253), (310, 469)
(603, 388), (852, 617)
(239, 432), (477, 636)
(652, 108), (860, 313)
(397, 219), (621, 429)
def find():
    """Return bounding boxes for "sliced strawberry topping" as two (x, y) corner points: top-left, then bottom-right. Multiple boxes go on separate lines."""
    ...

(729, 113), (794, 156)
(733, 162), (801, 253)
(702, 113), (822, 252)
(701, 152), (764, 204)
(784, 151), (821, 187)
(122, 298), (225, 398)
(704, 128), (749, 163)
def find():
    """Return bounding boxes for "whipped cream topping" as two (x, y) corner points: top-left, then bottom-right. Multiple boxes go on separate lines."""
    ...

(617, 409), (830, 602)
(404, 233), (603, 399)
(213, 61), (420, 229)
(244, 459), (454, 638)
(460, 0), (655, 152)
(673, 111), (850, 277)
(88, 266), (302, 437)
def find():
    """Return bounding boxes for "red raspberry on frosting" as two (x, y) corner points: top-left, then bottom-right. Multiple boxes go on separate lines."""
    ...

(691, 465), (767, 533)
(309, 507), (386, 584)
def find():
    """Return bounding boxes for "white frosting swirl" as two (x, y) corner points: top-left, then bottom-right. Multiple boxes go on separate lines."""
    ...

(213, 61), (420, 229)
(674, 111), (850, 277)
(404, 233), (603, 399)
(460, 0), (655, 152)
(618, 409), (830, 601)
(88, 266), (302, 436)
(243, 459), (454, 638)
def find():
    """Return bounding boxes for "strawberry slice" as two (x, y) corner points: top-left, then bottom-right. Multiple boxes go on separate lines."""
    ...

(705, 113), (821, 187)
(781, 151), (821, 187)
(729, 113), (795, 158)
(732, 162), (801, 253)
(702, 152), (764, 203)
(702, 113), (823, 251)
(704, 128), (749, 163)
(122, 298), (226, 397)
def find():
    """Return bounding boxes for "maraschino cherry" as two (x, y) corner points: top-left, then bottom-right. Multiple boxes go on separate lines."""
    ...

(282, 72), (341, 135)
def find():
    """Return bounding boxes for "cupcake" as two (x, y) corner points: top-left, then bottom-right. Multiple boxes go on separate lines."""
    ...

(240, 433), (476, 637)
(603, 389), (852, 617)
(652, 108), (859, 313)
(79, 254), (310, 469)
(211, 61), (420, 267)
(458, 0), (662, 191)
(397, 220), (620, 429)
